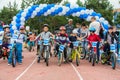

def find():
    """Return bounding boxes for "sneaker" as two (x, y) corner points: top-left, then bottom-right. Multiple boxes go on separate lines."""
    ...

(8, 64), (11, 66)
(18, 63), (22, 65)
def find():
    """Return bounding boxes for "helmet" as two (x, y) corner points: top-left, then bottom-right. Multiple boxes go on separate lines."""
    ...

(14, 30), (19, 34)
(43, 24), (49, 27)
(59, 26), (66, 30)
(72, 29), (78, 34)
(29, 32), (32, 34)
(20, 26), (24, 29)
(89, 27), (96, 32)
(108, 27), (113, 29)
(3, 25), (10, 29)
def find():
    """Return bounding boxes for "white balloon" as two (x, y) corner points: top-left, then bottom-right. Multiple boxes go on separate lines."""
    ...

(21, 22), (25, 26)
(11, 21), (16, 25)
(99, 17), (105, 22)
(47, 10), (51, 14)
(32, 11), (37, 16)
(24, 9), (28, 13)
(95, 16), (99, 20)
(12, 25), (17, 30)
(86, 16), (92, 21)
(13, 16), (17, 20)
(20, 17), (25, 21)
(21, 12), (27, 17)
(44, 13), (48, 16)
(26, 26), (30, 31)
(35, 7), (40, 12)
(104, 20), (109, 24)
(76, 12), (80, 17)
(80, 10), (85, 14)
(85, 9), (90, 14)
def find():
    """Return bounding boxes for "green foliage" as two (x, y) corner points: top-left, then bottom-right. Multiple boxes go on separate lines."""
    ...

(85, 0), (113, 25)
(0, 1), (19, 24)
(114, 13), (120, 25)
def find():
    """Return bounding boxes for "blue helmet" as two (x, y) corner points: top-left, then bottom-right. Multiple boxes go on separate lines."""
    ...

(89, 27), (96, 32)
(29, 32), (32, 34)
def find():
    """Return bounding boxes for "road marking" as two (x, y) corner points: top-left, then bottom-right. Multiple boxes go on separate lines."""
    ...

(70, 63), (83, 80)
(15, 57), (37, 80)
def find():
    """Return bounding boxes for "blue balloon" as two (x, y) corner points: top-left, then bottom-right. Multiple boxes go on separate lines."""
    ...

(16, 18), (21, 23)
(97, 13), (102, 18)
(102, 23), (108, 30)
(91, 12), (97, 16)
(58, 7), (63, 12)
(83, 14), (88, 19)
(79, 15), (83, 19)
(16, 13), (21, 18)
(47, 4), (52, 9)
(9, 24), (13, 28)
(66, 4), (70, 7)
(43, 7), (48, 12)
(19, 10), (24, 14)
(10, 28), (14, 34)
(28, 8), (34, 13)
(16, 23), (21, 27)
(51, 4), (55, 7)
(51, 12), (55, 16)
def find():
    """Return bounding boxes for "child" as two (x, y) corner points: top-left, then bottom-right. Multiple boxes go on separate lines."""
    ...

(37, 24), (54, 60)
(55, 26), (70, 62)
(87, 27), (101, 62)
(8, 26), (25, 65)
(28, 32), (36, 51)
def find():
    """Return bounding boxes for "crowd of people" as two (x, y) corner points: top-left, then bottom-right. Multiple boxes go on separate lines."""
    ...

(0, 16), (119, 66)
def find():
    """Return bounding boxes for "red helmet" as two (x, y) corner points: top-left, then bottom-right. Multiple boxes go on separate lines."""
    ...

(59, 26), (66, 30)
(20, 26), (25, 30)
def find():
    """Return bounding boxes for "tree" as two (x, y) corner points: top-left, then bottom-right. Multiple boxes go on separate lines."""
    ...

(114, 12), (120, 28)
(0, 1), (19, 24)
(85, 0), (113, 25)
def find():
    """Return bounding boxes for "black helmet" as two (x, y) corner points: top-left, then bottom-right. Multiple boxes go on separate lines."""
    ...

(3, 25), (10, 29)
(43, 24), (49, 27)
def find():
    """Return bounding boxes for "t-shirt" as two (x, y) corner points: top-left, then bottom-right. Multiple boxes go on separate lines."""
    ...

(80, 29), (89, 39)
(65, 24), (74, 35)
(89, 21), (100, 35)
(39, 31), (52, 40)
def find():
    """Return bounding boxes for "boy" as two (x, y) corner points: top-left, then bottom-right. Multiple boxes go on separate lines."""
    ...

(37, 24), (54, 60)
(8, 26), (25, 65)
(55, 26), (70, 62)
(87, 27), (101, 62)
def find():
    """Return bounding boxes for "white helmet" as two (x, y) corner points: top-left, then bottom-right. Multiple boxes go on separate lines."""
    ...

(72, 29), (78, 34)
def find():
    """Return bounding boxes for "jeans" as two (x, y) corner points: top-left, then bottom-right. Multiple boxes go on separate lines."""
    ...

(8, 42), (22, 64)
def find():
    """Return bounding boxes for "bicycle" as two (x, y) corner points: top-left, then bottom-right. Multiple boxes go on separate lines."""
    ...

(37, 39), (50, 66)
(8, 35), (18, 67)
(101, 43), (117, 69)
(57, 43), (66, 66)
(71, 41), (81, 66)
(88, 41), (98, 66)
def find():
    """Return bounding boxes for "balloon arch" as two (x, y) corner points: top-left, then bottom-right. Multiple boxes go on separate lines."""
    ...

(10, 4), (109, 31)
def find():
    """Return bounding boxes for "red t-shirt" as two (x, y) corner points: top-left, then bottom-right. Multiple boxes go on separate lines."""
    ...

(87, 33), (101, 47)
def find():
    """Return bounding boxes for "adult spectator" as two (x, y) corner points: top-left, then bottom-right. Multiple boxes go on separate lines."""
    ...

(89, 17), (100, 36)
(65, 19), (74, 35)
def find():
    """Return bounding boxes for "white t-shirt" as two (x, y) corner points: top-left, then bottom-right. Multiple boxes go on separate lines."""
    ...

(89, 21), (100, 35)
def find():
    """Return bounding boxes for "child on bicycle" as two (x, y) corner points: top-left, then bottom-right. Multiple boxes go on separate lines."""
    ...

(103, 27), (118, 64)
(87, 27), (101, 62)
(2, 25), (11, 59)
(28, 32), (36, 51)
(55, 26), (70, 62)
(8, 26), (25, 65)
(36, 24), (54, 60)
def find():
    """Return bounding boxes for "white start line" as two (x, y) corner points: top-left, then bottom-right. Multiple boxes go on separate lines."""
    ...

(15, 57), (37, 80)
(70, 63), (83, 80)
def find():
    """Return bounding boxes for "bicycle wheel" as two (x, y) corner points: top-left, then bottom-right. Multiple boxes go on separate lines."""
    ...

(79, 47), (86, 59)
(76, 53), (80, 66)
(58, 51), (63, 66)
(29, 42), (32, 52)
(88, 53), (92, 62)
(92, 54), (96, 66)
(12, 49), (16, 67)
(45, 51), (49, 66)
(111, 52), (117, 69)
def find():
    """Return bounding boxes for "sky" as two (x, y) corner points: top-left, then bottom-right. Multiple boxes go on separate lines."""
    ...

(0, 0), (120, 10)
